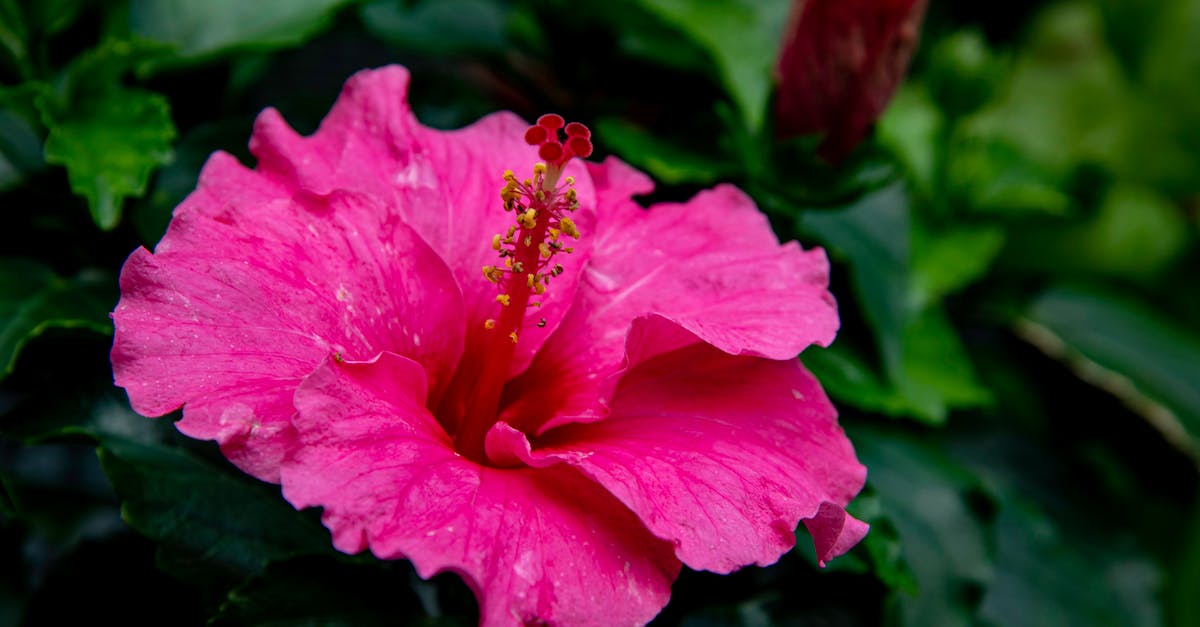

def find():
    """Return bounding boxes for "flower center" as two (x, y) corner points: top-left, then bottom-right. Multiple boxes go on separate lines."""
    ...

(452, 114), (592, 464)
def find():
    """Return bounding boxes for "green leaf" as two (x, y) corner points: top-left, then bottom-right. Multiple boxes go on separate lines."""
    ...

(130, 0), (352, 68)
(894, 307), (993, 424)
(361, 0), (510, 55)
(211, 555), (448, 627)
(980, 499), (1161, 627)
(0, 259), (114, 378)
(1021, 285), (1200, 461)
(0, 106), (43, 191)
(910, 225), (1005, 311)
(636, 0), (790, 132)
(42, 86), (175, 230)
(1134, 0), (1200, 195)
(800, 183), (910, 376)
(941, 134), (1072, 218)
(800, 186), (993, 423)
(0, 0), (27, 77)
(802, 344), (910, 417)
(849, 427), (994, 626)
(1002, 183), (1190, 282)
(804, 310), (990, 425)
(595, 118), (736, 186)
(823, 487), (919, 597)
(964, 3), (1133, 179)
(98, 436), (333, 586)
(949, 436), (1164, 627)
(878, 85), (943, 197)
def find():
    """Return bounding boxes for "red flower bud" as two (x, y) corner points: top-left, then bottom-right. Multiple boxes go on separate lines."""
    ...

(775, 0), (929, 161)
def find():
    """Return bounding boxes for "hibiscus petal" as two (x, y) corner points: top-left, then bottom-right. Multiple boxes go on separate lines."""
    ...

(112, 158), (464, 481)
(500, 160), (838, 432)
(282, 352), (680, 626)
(530, 315), (866, 572)
(272, 66), (596, 374)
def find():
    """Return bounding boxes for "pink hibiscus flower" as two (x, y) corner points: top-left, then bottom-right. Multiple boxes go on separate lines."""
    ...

(111, 66), (867, 626)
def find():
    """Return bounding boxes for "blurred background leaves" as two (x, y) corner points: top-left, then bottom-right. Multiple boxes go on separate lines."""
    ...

(1, 0), (1198, 625)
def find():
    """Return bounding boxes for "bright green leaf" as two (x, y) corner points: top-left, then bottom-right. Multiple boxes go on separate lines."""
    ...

(42, 87), (175, 230)
(1022, 285), (1200, 461)
(130, 0), (352, 68)
(0, 259), (114, 378)
(636, 0), (789, 132)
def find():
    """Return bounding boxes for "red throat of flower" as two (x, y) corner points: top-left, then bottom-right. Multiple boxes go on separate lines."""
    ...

(453, 115), (592, 464)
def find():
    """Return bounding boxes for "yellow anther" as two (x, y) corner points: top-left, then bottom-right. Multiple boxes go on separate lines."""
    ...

(539, 242), (552, 259)
(484, 319), (497, 329)
(533, 282), (547, 295)
(533, 163), (547, 177)
(523, 235), (532, 247)
(496, 294), (511, 307)
(506, 225), (517, 239)
(565, 176), (575, 185)
(523, 178), (533, 187)
(560, 217), (580, 239)
(509, 331), (519, 344)
(518, 208), (538, 229)
(491, 234), (502, 251)
(512, 261), (524, 273)
(548, 227), (560, 239)
(505, 257), (513, 268)
(526, 273), (536, 287)
(482, 265), (500, 283)
(503, 169), (517, 182)
(566, 188), (577, 203)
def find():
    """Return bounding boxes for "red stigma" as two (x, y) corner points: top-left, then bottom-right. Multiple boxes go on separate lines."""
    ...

(524, 125), (548, 145)
(524, 115), (593, 168)
(539, 141), (563, 163)
(567, 136), (593, 158)
(565, 122), (590, 138)
(537, 114), (565, 130)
